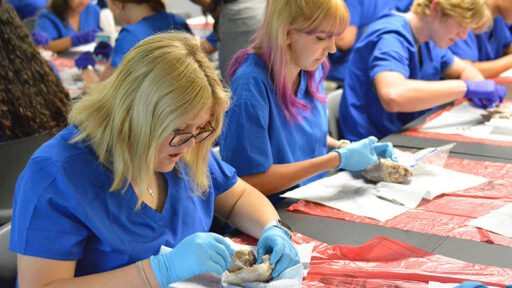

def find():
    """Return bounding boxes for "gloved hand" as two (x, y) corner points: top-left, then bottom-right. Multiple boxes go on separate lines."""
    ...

(70, 28), (101, 47)
(149, 232), (234, 287)
(331, 136), (379, 171)
(463, 79), (506, 109)
(31, 31), (50, 46)
(74, 52), (96, 70)
(372, 142), (398, 162)
(256, 226), (300, 278)
(454, 281), (488, 288)
(93, 41), (112, 60)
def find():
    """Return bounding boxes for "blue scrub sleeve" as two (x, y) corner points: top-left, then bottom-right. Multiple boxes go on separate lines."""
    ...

(220, 77), (273, 177)
(344, 0), (362, 27)
(503, 24), (512, 49)
(208, 150), (238, 197)
(369, 33), (411, 81)
(174, 16), (193, 35)
(35, 12), (60, 40)
(110, 29), (139, 67)
(449, 34), (479, 62)
(9, 158), (90, 260)
(439, 48), (455, 73)
(206, 32), (218, 49)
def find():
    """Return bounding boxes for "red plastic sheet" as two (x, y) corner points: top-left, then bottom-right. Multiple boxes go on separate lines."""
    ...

(51, 56), (76, 72)
(402, 99), (512, 147)
(233, 233), (512, 287)
(287, 158), (512, 246)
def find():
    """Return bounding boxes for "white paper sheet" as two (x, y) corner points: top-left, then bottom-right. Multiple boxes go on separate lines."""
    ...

(467, 203), (512, 237)
(69, 42), (96, 52)
(499, 67), (512, 78)
(429, 281), (500, 288)
(164, 240), (313, 288)
(419, 101), (512, 141)
(280, 157), (488, 222)
(281, 172), (410, 222)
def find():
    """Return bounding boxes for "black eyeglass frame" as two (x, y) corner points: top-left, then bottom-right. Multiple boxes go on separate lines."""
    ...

(168, 121), (216, 147)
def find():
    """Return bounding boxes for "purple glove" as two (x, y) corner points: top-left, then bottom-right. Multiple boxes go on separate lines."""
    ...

(463, 79), (506, 109)
(93, 41), (112, 60)
(70, 28), (101, 47)
(32, 31), (50, 46)
(74, 52), (96, 70)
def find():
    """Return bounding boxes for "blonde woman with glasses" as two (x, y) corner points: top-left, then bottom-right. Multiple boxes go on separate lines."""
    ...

(10, 32), (299, 287)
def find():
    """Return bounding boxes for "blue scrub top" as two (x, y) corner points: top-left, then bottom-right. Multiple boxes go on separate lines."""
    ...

(110, 11), (192, 67)
(449, 16), (512, 62)
(205, 31), (218, 50)
(219, 53), (328, 203)
(34, 3), (100, 40)
(7, 0), (47, 20)
(394, 0), (413, 12)
(339, 12), (454, 141)
(9, 125), (238, 277)
(327, 0), (392, 82)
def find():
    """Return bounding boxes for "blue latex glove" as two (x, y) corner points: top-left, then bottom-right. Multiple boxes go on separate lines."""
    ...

(31, 31), (50, 46)
(70, 28), (101, 47)
(331, 136), (379, 171)
(463, 79), (506, 109)
(149, 232), (234, 286)
(372, 142), (398, 162)
(256, 226), (300, 278)
(454, 281), (488, 288)
(93, 41), (112, 60)
(74, 52), (96, 70)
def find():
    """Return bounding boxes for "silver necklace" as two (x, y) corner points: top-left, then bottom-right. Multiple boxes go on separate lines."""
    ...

(147, 188), (155, 198)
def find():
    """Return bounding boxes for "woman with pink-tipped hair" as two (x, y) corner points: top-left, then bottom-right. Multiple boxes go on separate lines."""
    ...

(219, 0), (397, 203)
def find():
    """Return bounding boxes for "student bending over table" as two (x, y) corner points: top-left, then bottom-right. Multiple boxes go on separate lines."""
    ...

(34, 0), (101, 53)
(0, 0), (70, 142)
(9, 32), (299, 287)
(449, 0), (512, 79)
(339, 0), (505, 141)
(219, 0), (396, 204)
(75, 0), (192, 84)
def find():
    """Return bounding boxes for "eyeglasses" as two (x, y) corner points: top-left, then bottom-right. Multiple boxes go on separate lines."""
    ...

(169, 121), (215, 147)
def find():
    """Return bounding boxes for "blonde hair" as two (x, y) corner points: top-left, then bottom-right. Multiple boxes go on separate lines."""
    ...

(69, 32), (230, 208)
(411, 0), (492, 33)
(227, 0), (349, 121)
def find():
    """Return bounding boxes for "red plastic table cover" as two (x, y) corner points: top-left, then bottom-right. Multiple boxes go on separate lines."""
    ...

(286, 158), (512, 247)
(402, 99), (512, 147)
(233, 233), (512, 287)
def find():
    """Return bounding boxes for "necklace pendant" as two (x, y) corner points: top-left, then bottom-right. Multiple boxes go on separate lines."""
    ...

(147, 188), (155, 198)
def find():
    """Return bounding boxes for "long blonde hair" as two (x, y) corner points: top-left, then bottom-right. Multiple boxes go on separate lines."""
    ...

(411, 0), (492, 33)
(69, 32), (230, 208)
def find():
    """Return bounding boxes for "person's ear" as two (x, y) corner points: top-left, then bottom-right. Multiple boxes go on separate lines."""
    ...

(430, 0), (441, 19)
(285, 27), (293, 45)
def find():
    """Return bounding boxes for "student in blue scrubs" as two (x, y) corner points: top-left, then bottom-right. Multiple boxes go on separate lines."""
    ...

(219, 0), (396, 203)
(34, 0), (100, 53)
(7, 0), (47, 20)
(76, 0), (192, 84)
(327, 0), (393, 84)
(339, 0), (505, 141)
(10, 32), (299, 287)
(449, 0), (512, 78)
(1, 0), (70, 141)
